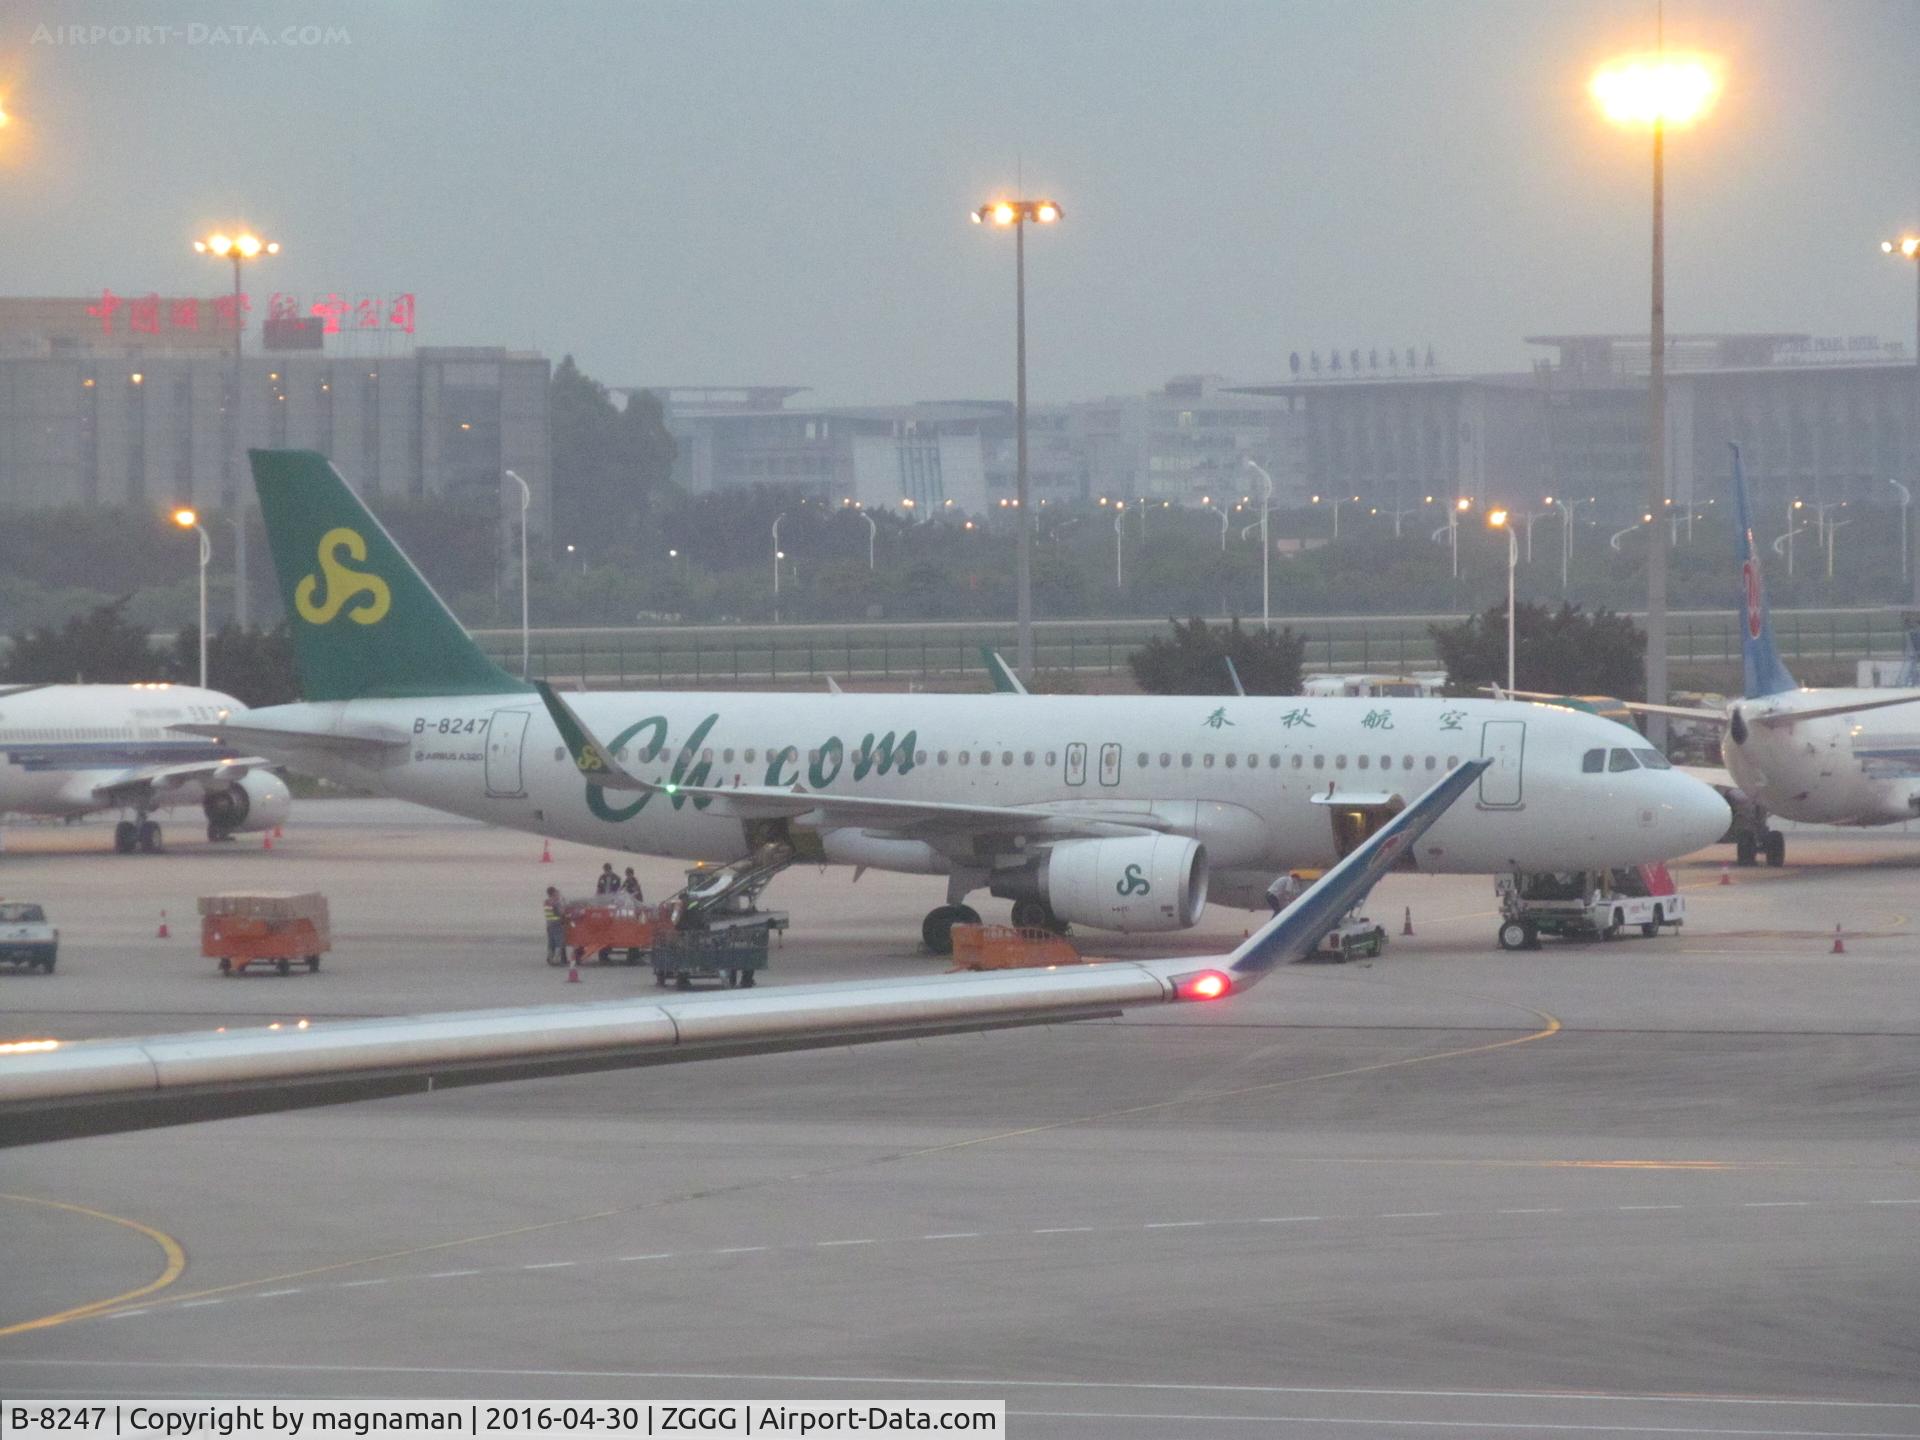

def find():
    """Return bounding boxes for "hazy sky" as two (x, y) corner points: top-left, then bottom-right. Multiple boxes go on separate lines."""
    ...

(4, 0), (1916, 405)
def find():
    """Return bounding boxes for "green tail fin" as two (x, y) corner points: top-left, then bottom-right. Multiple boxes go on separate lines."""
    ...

(249, 449), (530, 701)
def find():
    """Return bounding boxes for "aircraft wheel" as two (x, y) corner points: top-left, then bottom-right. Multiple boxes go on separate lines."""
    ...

(114, 821), (138, 854)
(1641, 905), (1664, 939)
(1764, 831), (1786, 867)
(306, 955), (321, 972)
(137, 820), (161, 853)
(1498, 920), (1530, 951)
(1010, 898), (1050, 930)
(1734, 835), (1757, 866)
(921, 904), (975, 956)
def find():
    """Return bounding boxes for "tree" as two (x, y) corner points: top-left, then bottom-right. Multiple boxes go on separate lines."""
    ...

(1129, 617), (1305, 695)
(549, 360), (678, 554)
(3, 597), (163, 683)
(1430, 600), (1644, 699)
(168, 624), (302, 706)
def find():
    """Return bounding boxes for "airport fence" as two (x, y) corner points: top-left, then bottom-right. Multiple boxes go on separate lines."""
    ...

(470, 608), (1910, 688)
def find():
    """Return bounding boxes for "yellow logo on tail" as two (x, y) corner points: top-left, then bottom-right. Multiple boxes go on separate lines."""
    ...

(295, 527), (392, 626)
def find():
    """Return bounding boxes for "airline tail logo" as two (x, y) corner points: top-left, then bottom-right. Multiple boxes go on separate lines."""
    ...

(295, 527), (393, 626)
(571, 743), (605, 775)
(1742, 553), (1764, 640)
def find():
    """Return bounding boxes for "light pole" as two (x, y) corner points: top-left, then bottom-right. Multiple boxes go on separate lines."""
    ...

(1784, 498), (1804, 575)
(194, 230), (279, 629)
(1242, 458), (1275, 630)
(1884, 238), (1920, 604)
(1892, 479), (1913, 589)
(1825, 514), (1851, 581)
(973, 195), (1062, 679)
(1548, 494), (1594, 591)
(1611, 513), (1655, 552)
(1593, 44), (1722, 741)
(503, 470), (531, 679)
(771, 513), (788, 617)
(172, 508), (210, 689)
(1383, 494), (1433, 539)
(1311, 493), (1360, 541)
(848, 504), (877, 570)
(1448, 496), (1472, 578)
(1111, 502), (1126, 588)
(1488, 509), (1518, 692)
(1199, 496), (1232, 551)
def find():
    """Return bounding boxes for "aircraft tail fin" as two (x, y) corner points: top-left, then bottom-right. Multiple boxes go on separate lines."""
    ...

(249, 449), (531, 702)
(981, 647), (1028, 695)
(1730, 443), (1797, 698)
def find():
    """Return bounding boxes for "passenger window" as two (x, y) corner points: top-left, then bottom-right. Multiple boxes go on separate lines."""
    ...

(1248, 754), (1259, 769)
(745, 748), (757, 763)
(937, 750), (949, 764)
(1024, 751), (1035, 766)
(1447, 755), (1459, 767)
(1290, 754), (1303, 769)
(1581, 748), (1605, 773)
(1225, 753), (1237, 768)
(1632, 748), (1672, 770)
(1313, 754), (1326, 770)
(1358, 755), (1370, 769)
(1136, 752), (1148, 768)
(959, 751), (970, 765)
(722, 748), (734, 763)
(1181, 754), (1193, 768)
(1159, 753), (1171, 767)
(1608, 748), (1639, 772)
(980, 751), (992, 767)
(1425, 755), (1436, 771)
(1402, 755), (1414, 770)
(1045, 751), (1057, 766)
(1335, 755), (1348, 770)
(1002, 751), (1014, 767)
(1380, 755), (1391, 770)
(915, 751), (927, 765)
(1203, 754), (1215, 768)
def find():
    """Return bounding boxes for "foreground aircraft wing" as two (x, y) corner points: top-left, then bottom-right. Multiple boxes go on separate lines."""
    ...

(0, 760), (1489, 1146)
(89, 755), (273, 806)
(535, 682), (1168, 841)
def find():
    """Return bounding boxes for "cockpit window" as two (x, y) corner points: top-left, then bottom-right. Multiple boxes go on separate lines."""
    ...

(1608, 748), (1640, 772)
(1581, 748), (1605, 773)
(1632, 748), (1672, 770)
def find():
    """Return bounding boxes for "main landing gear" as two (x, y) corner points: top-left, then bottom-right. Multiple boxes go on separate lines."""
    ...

(1009, 897), (1069, 934)
(1734, 829), (1786, 868)
(113, 818), (163, 855)
(921, 903), (982, 956)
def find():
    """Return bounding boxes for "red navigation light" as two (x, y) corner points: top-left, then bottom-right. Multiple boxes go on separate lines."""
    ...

(1175, 970), (1232, 1001)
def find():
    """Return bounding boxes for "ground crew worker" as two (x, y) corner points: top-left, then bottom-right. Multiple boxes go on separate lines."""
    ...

(623, 867), (642, 902)
(544, 886), (566, 964)
(595, 862), (618, 895)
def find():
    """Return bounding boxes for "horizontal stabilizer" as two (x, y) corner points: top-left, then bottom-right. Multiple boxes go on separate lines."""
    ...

(1754, 690), (1920, 728)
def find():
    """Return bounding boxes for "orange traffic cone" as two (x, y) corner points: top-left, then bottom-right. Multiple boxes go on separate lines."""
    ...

(156, 910), (170, 939)
(274, 825), (284, 840)
(1719, 864), (1732, 886)
(540, 839), (553, 864)
(566, 958), (582, 983)
(262, 833), (273, 852)
(1831, 924), (1846, 955)
(1402, 906), (1414, 937)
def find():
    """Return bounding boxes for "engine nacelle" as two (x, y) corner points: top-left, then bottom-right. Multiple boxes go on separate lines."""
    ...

(204, 771), (292, 836)
(1039, 835), (1209, 933)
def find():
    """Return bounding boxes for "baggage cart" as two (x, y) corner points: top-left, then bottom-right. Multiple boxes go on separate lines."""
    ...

(651, 919), (771, 990)
(949, 923), (1082, 971)
(558, 900), (672, 966)
(199, 892), (331, 976)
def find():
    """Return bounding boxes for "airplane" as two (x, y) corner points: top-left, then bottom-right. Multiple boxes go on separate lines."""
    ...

(0, 756), (1487, 1145)
(181, 450), (1727, 954)
(0, 682), (290, 853)
(1505, 445), (1920, 867)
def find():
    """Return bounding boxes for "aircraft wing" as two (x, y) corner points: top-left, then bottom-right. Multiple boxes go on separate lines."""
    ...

(535, 682), (1166, 842)
(174, 719), (413, 756)
(88, 755), (272, 807)
(0, 759), (1489, 1146)
(1493, 688), (1728, 724)
(1752, 690), (1920, 729)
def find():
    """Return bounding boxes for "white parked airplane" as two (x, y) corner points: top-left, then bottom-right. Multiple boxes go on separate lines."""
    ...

(183, 450), (1726, 951)
(1510, 445), (1920, 866)
(0, 682), (291, 853)
(0, 756), (1487, 1145)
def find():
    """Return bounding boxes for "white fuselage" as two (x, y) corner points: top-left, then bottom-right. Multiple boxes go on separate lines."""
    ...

(0, 684), (246, 817)
(1723, 688), (1920, 825)
(241, 690), (1729, 906)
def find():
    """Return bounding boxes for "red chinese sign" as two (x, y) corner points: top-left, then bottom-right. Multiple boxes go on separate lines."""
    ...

(86, 289), (416, 337)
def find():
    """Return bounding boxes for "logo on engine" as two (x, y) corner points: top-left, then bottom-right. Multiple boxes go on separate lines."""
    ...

(295, 527), (392, 627)
(1115, 863), (1152, 897)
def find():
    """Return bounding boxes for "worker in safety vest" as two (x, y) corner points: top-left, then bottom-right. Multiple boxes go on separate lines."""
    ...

(543, 886), (566, 964)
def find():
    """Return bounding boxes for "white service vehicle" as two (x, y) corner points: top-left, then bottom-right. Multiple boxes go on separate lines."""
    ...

(0, 901), (58, 972)
(1495, 864), (1685, 950)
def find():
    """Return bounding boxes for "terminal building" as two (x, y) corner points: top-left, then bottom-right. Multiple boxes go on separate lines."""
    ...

(0, 297), (553, 528)
(1236, 333), (1918, 524)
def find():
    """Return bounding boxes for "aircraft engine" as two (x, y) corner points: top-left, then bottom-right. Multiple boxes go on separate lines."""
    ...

(1036, 835), (1209, 933)
(204, 771), (292, 836)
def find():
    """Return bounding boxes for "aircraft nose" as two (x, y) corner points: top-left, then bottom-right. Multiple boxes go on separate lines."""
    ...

(1668, 773), (1731, 856)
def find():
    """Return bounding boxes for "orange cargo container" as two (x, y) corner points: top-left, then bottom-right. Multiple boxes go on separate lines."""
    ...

(199, 892), (331, 976)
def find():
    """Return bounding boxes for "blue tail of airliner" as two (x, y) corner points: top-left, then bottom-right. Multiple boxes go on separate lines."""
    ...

(1730, 443), (1797, 698)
